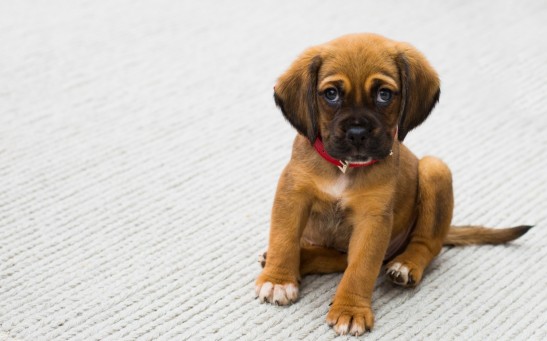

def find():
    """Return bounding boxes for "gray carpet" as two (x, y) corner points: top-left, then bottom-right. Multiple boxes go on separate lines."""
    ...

(1, 1), (546, 340)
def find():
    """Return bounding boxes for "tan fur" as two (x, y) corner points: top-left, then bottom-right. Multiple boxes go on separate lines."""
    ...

(256, 33), (530, 336)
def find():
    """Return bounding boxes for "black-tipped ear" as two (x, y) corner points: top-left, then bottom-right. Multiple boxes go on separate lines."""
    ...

(396, 43), (440, 141)
(273, 50), (322, 144)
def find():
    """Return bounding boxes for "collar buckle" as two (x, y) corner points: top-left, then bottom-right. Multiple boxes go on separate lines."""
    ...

(337, 160), (349, 174)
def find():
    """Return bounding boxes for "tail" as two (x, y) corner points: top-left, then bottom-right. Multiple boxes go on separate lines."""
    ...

(444, 225), (533, 246)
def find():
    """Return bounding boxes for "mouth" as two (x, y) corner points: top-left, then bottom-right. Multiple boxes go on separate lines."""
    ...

(323, 136), (393, 163)
(345, 155), (373, 163)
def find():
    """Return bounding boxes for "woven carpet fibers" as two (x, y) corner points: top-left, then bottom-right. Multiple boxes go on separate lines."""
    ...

(1, 1), (546, 340)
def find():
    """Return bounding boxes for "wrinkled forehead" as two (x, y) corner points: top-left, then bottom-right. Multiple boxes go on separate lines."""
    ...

(318, 46), (400, 98)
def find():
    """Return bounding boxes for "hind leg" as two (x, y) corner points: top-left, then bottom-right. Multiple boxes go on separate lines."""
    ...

(386, 156), (454, 287)
(259, 245), (347, 276)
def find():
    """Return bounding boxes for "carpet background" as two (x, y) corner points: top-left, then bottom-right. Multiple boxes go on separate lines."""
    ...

(1, 1), (546, 340)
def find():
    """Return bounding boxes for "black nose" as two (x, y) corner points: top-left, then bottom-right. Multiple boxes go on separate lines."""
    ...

(346, 126), (369, 144)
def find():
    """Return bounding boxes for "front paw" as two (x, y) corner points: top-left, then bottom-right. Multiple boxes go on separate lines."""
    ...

(326, 301), (374, 336)
(255, 272), (299, 305)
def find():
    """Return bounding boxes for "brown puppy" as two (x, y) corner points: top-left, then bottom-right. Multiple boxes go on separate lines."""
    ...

(255, 33), (531, 336)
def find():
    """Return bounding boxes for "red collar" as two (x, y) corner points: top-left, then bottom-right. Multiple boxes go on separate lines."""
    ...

(313, 137), (379, 173)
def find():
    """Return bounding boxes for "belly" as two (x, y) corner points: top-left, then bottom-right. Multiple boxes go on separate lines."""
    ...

(301, 199), (352, 252)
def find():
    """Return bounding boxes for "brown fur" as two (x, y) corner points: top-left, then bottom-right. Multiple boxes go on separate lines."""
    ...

(255, 33), (531, 336)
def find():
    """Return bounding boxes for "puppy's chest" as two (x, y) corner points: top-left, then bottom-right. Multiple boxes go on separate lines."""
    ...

(312, 175), (352, 221)
(321, 175), (350, 200)
(317, 175), (354, 222)
(305, 175), (354, 251)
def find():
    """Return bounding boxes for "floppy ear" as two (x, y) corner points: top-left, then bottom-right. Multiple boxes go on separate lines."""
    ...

(396, 43), (440, 141)
(273, 48), (322, 144)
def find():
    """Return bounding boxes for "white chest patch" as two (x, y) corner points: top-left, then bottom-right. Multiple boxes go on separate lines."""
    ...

(321, 175), (349, 198)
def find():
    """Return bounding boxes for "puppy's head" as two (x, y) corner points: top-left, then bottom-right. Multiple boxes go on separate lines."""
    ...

(274, 33), (440, 162)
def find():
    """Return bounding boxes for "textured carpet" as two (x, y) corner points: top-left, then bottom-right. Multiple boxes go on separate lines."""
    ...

(1, 1), (546, 340)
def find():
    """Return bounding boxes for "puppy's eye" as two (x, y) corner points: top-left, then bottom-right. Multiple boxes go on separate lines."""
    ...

(376, 89), (393, 104)
(324, 87), (340, 103)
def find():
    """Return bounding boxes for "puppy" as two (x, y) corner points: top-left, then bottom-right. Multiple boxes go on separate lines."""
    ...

(255, 33), (532, 336)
